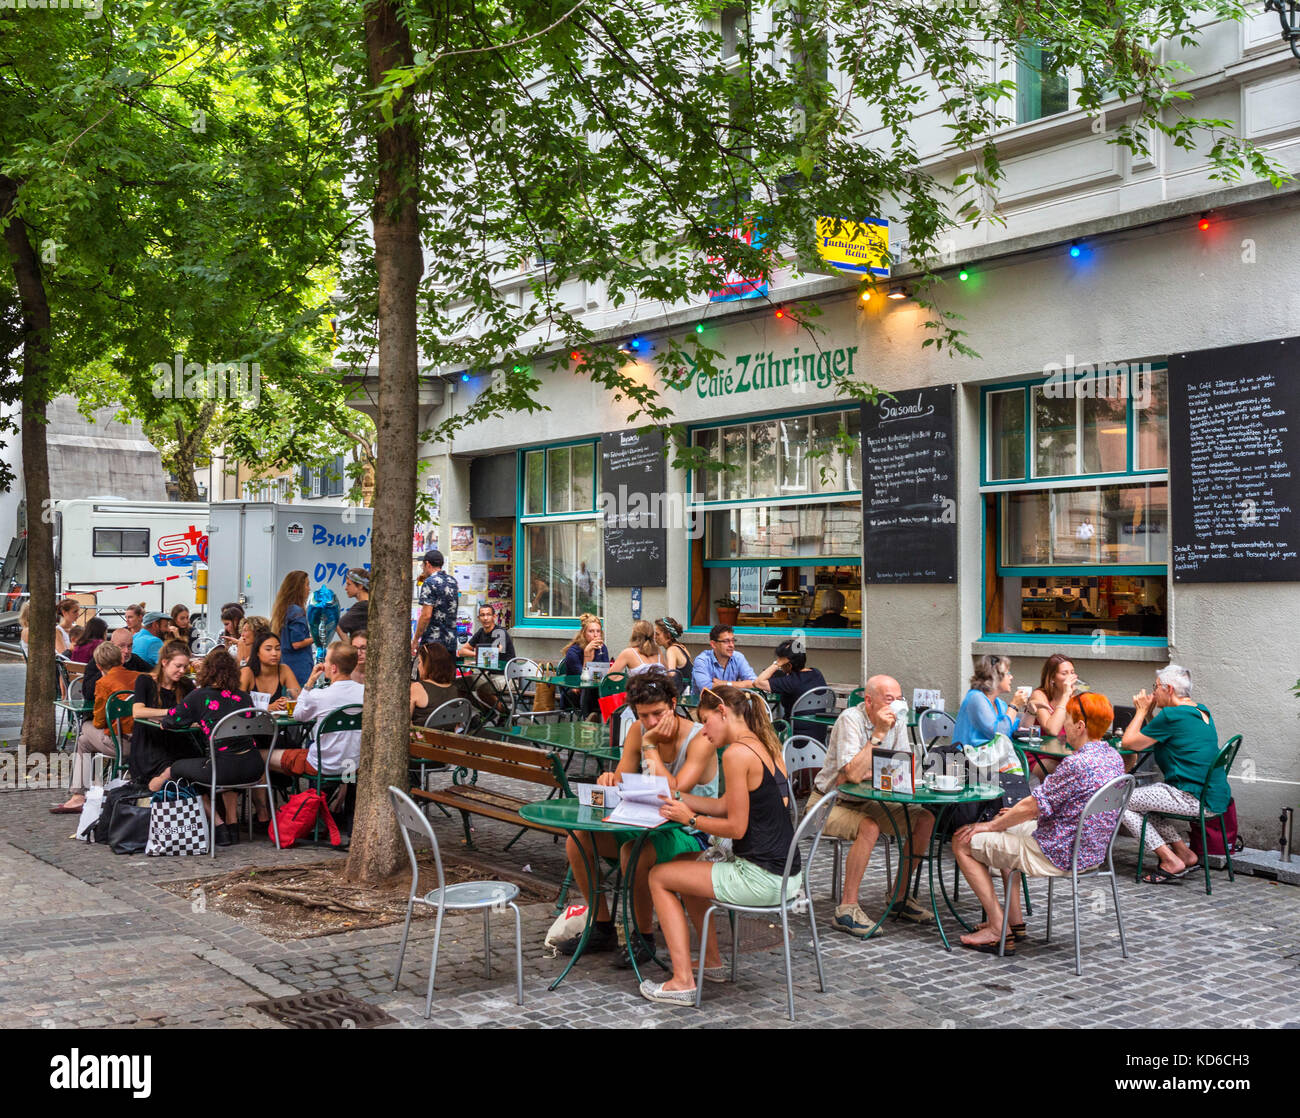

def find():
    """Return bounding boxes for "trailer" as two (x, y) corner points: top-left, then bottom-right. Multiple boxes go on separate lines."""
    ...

(47, 498), (210, 620)
(205, 502), (373, 622)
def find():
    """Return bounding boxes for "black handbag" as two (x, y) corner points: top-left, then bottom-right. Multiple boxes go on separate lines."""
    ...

(107, 793), (153, 854)
(91, 782), (150, 845)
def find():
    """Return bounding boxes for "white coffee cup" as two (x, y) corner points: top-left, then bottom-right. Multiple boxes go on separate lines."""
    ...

(889, 698), (909, 720)
(934, 773), (960, 792)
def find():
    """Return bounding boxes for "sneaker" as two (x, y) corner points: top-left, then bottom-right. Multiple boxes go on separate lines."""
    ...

(831, 903), (884, 939)
(557, 921), (617, 957)
(639, 979), (696, 1007)
(614, 932), (656, 969)
(699, 959), (731, 983)
(885, 896), (935, 925)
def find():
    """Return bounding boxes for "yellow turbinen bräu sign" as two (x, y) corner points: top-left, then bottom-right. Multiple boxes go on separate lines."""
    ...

(816, 216), (890, 276)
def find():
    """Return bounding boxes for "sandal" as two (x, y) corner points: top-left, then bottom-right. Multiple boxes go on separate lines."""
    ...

(1141, 867), (1183, 885)
(1009, 923), (1028, 942)
(960, 938), (1016, 956)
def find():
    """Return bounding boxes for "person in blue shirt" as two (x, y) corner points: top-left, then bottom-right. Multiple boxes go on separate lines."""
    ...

(131, 613), (170, 667)
(271, 570), (315, 687)
(690, 625), (757, 695)
(557, 614), (609, 718)
(952, 654), (1030, 747)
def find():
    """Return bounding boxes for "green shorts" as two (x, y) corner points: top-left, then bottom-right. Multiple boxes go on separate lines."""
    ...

(611, 827), (709, 863)
(711, 857), (801, 907)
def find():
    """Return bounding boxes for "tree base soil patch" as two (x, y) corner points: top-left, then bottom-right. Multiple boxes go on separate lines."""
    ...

(161, 855), (553, 941)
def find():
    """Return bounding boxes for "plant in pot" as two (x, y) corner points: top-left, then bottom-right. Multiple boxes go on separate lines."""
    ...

(714, 595), (741, 629)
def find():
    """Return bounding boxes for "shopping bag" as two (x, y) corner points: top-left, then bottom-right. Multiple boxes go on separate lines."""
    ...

(75, 776), (130, 842)
(146, 781), (209, 856)
(107, 795), (153, 855)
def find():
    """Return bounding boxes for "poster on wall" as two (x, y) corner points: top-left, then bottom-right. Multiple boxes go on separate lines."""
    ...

(453, 563), (488, 593)
(494, 535), (513, 561)
(450, 525), (474, 559)
(476, 535), (494, 562)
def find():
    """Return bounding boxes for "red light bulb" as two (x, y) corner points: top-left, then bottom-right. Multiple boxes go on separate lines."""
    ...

(1198, 217), (1210, 231)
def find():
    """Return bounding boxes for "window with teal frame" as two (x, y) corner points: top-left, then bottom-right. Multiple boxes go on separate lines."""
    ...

(688, 405), (863, 632)
(519, 441), (602, 623)
(981, 366), (1170, 643)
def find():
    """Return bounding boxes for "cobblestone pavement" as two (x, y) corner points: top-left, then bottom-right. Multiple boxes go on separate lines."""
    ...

(1, 781), (1297, 1030)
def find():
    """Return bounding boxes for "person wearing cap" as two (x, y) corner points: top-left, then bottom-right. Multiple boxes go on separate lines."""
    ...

(337, 565), (370, 641)
(412, 549), (459, 658)
(132, 611), (171, 667)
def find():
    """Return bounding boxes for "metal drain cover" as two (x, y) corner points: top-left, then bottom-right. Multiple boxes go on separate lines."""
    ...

(251, 989), (395, 1029)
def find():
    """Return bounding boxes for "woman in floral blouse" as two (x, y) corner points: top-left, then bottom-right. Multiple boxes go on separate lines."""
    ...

(951, 692), (1124, 954)
(162, 649), (266, 847)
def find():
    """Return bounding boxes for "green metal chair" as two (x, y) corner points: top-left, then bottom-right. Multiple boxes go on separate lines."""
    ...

(847, 687), (865, 708)
(307, 703), (364, 845)
(105, 690), (136, 781)
(1135, 734), (1242, 895)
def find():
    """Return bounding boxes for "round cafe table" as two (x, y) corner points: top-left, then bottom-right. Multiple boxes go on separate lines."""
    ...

(518, 797), (680, 989)
(837, 780), (1004, 951)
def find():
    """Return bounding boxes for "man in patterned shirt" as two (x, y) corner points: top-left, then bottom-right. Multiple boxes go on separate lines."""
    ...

(411, 549), (460, 658)
(951, 692), (1123, 953)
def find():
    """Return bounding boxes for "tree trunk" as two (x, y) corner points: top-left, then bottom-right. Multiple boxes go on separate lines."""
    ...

(1, 176), (57, 755)
(344, 0), (422, 884)
(169, 401), (217, 502)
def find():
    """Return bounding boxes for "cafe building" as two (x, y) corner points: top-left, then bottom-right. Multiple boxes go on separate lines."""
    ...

(408, 16), (1300, 845)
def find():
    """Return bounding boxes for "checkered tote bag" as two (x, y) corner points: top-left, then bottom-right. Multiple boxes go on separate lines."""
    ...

(146, 780), (210, 856)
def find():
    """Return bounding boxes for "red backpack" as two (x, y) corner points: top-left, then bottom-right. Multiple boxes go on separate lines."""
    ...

(272, 790), (342, 848)
(1189, 800), (1242, 857)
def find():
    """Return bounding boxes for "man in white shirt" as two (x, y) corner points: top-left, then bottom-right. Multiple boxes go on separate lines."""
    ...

(269, 642), (364, 778)
(806, 674), (934, 938)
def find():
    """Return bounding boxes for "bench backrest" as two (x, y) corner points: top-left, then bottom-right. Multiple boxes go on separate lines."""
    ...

(409, 726), (570, 795)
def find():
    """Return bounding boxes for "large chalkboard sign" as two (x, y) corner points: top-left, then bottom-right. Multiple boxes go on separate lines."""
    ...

(600, 428), (667, 587)
(1169, 338), (1300, 582)
(861, 384), (957, 583)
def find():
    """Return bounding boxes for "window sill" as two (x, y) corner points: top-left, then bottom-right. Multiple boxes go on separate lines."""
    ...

(973, 636), (1167, 662)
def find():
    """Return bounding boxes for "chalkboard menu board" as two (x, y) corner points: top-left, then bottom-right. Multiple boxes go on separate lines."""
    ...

(861, 384), (957, 583)
(600, 428), (668, 587)
(1169, 338), (1300, 582)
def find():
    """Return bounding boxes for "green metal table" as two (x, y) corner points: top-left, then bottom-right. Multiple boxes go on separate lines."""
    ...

(493, 720), (620, 764)
(540, 673), (601, 689)
(838, 780), (1003, 950)
(518, 797), (679, 989)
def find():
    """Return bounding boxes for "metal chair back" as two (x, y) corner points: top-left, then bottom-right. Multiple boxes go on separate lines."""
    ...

(847, 687), (865, 707)
(389, 784), (447, 900)
(424, 698), (472, 733)
(504, 657), (539, 685)
(190, 633), (219, 656)
(609, 703), (634, 752)
(918, 708), (956, 748)
(67, 674), (85, 705)
(310, 703), (364, 775)
(205, 707), (281, 856)
(599, 671), (628, 697)
(783, 734), (826, 801)
(1069, 773), (1136, 874)
(789, 686), (835, 719)
(106, 690), (135, 778)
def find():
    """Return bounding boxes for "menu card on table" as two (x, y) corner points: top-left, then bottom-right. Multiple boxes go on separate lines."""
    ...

(605, 773), (670, 828)
(872, 748), (915, 795)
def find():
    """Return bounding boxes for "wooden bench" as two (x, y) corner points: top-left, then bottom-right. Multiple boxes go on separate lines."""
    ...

(408, 727), (573, 849)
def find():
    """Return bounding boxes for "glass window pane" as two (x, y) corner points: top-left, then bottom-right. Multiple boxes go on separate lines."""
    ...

(1052, 487), (1102, 564)
(1135, 368), (1168, 470)
(571, 443), (595, 511)
(1101, 483), (1167, 564)
(811, 413), (845, 492)
(525, 523), (553, 616)
(721, 426), (747, 501)
(525, 451), (545, 515)
(574, 521), (602, 615)
(778, 416), (809, 495)
(841, 409), (860, 491)
(749, 420), (778, 499)
(693, 428), (718, 501)
(705, 502), (861, 560)
(1016, 42), (1069, 124)
(1032, 387), (1077, 477)
(1081, 390), (1128, 474)
(547, 446), (571, 513)
(988, 390), (1026, 481)
(1001, 490), (1051, 566)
